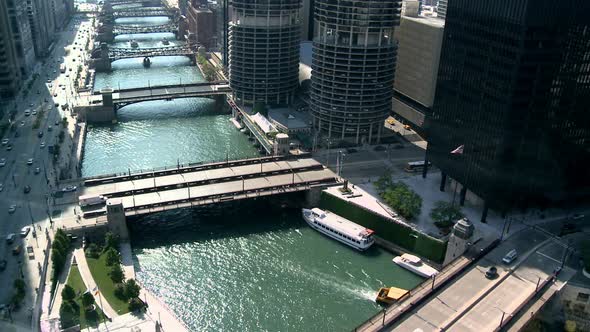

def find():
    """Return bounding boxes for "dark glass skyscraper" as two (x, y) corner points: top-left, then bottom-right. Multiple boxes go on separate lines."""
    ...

(426, 0), (590, 210)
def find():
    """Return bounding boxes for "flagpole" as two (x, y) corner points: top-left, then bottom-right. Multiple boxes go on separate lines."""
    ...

(97, 288), (106, 328)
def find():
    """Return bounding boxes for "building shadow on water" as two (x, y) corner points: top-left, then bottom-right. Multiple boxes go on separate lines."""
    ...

(128, 193), (307, 250)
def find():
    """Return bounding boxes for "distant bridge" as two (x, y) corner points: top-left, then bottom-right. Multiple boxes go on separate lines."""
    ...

(109, 45), (193, 60)
(108, 81), (232, 106)
(111, 8), (175, 18)
(106, 0), (163, 6)
(113, 24), (177, 36)
(81, 156), (338, 218)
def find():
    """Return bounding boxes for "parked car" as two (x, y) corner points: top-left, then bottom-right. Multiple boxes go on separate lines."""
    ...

(20, 226), (30, 237)
(6, 233), (15, 244)
(62, 185), (77, 192)
(0, 158), (5, 167)
(27, 158), (33, 165)
(23, 185), (31, 194)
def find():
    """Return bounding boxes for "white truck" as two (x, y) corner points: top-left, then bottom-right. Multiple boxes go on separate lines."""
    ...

(79, 194), (107, 207)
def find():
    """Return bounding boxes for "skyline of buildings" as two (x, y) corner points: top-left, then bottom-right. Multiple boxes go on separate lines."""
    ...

(426, 0), (590, 212)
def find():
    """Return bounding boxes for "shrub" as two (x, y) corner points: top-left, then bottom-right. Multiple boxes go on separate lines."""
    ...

(109, 264), (125, 284)
(124, 279), (141, 299)
(85, 243), (100, 259)
(60, 300), (80, 327)
(128, 298), (144, 312)
(103, 232), (119, 251)
(114, 284), (127, 300)
(430, 201), (465, 229)
(380, 182), (422, 220)
(81, 292), (94, 310)
(61, 285), (76, 302)
(105, 247), (121, 266)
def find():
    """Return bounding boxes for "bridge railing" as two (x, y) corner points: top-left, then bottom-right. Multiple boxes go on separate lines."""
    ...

(94, 80), (228, 94)
(83, 153), (310, 186)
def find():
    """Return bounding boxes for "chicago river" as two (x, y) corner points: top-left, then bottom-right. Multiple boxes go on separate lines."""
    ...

(82, 10), (423, 330)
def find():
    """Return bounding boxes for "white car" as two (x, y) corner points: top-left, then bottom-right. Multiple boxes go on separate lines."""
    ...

(0, 158), (6, 167)
(0, 183), (3, 192)
(1, 139), (8, 145)
(62, 185), (77, 192)
(20, 226), (30, 237)
(32, 110), (37, 115)
(27, 158), (33, 165)
(40, 142), (45, 148)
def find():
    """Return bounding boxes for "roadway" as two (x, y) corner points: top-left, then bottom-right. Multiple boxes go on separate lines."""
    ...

(0, 13), (96, 328)
(387, 228), (575, 332)
(112, 84), (228, 104)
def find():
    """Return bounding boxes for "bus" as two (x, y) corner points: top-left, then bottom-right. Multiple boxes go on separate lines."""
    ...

(60, 64), (66, 73)
(405, 161), (432, 173)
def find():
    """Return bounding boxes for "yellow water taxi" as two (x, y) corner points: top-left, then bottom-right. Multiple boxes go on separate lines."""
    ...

(376, 287), (409, 305)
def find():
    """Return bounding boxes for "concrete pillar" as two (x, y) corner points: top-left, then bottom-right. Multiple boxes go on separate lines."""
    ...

(459, 186), (467, 206)
(481, 202), (489, 223)
(368, 123), (373, 144)
(422, 151), (429, 179)
(440, 172), (447, 192)
(305, 186), (323, 207)
(106, 198), (129, 242)
(356, 123), (360, 145)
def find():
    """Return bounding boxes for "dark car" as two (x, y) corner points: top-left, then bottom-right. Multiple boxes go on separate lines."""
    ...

(485, 266), (498, 279)
(38, 131), (44, 138)
(0, 259), (6, 271)
(24, 185), (31, 194)
(374, 145), (386, 151)
(346, 148), (358, 154)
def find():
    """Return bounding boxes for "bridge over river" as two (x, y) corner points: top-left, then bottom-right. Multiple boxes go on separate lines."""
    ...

(79, 155), (338, 219)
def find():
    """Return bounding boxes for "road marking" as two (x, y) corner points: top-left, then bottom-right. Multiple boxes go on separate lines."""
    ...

(535, 250), (561, 264)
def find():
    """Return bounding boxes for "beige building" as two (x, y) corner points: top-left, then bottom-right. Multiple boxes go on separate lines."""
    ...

(391, 7), (444, 128)
(560, 271), (590, 331)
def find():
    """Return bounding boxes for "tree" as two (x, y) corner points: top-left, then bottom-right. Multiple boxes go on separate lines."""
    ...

(104, 232), (119, 251)
(582, 240), (590, 273)
(124, 279), (141, 299)
(81, 292), (94, 310)
(374, 174), (392, 192)
(114, 284), (127, 300)
(430, 201), (465, 229)
(61, 284), (76, 303)
(380, 182), (422, 220)
(109, 264), (125, 284)
(105, 247), (121, 266)
(128, 297), (144, 312)
(60, 300), (80, 328)
(85, 243), (100, 259)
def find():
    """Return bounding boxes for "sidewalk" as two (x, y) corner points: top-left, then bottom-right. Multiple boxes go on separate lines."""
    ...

(72, 249), (118, 319)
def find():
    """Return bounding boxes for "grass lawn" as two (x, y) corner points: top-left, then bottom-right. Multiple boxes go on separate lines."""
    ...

(86, 253), (130, 315)
(65, 265), (108, 329)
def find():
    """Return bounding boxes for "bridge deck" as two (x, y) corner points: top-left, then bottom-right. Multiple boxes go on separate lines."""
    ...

(82, 158), (321, 197)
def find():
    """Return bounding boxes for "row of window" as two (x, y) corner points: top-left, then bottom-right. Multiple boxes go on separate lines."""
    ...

(313, 220), (362, 244)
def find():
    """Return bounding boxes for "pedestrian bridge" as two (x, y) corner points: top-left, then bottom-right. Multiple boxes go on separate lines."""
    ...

(81, 155), (338, 218)
(104, 81), (231, 107)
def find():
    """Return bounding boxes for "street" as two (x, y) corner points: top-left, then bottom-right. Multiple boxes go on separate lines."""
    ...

(0, 12), (96, 328)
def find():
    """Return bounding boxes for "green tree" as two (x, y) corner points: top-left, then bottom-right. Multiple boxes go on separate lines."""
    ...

(124, 279), (141, 299)
(104, 232), (119, 251)
(114, 284), (127, 300)
(81, 292), (94, 309)
(430, 201), (465, 229)
(374, 174), (392, 192)
(60, 300), (80, 328)
(109, 264), (125, 284)
(85, 243), (100, 259)
(128, 297), (144, 312)
(380, 182), (422, 220)
(582, 240), (590, 272)
(61, 284), (76, 302)
(105, 247), (121, 266)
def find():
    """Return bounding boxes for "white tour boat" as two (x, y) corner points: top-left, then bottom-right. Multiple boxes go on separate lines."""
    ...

(392, 253), (438, 278)
(302, 208), (375, 251)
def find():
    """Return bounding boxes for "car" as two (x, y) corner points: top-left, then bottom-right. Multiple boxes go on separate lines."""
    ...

(6, 144), (12, 151)
(55, 120), (60, 125)
(346, 148), (358, 154)
(24, 110), (30, 116)
(485, 266), (498, 279)
(32, 110), (37, 115)
(34, 167), (41, 174)
(374, 145), (387, 151)
(502, 249), (518, 264)
(0, 158), (6, 167)
(20, 226), (30, 237)
(38, 131), (44, 138)
(0, 259), (6, 271)
(37, 90), (40, 95)
(572, 214), (585, 220)
(29, 103), (34, 107)
(62, 185), (77, 192)
(8, 205), (16, 214)
(6, 233), (15, 243)
(23, 185), (31, 194)
(20, 120), (25, 126)
(48, 126), (53, 132)
(40, 142), (45, 148)
(1, 138), (8, 145)
(47, 79), (52, 83)
(27, 158), (33, 165)
(0, 183), (3, 192)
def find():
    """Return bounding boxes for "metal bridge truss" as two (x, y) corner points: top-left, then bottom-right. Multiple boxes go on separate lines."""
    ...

(113, 24), (177, 35)
(109, 45), (193, 60)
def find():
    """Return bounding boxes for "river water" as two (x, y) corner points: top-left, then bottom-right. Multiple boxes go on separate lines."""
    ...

(83, 12), (424, 331)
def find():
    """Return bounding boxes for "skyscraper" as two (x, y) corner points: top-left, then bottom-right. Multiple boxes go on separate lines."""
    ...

(0, 0), (23, 101)
(436, 0), (446, 19)
(229, 0), (301, 106)
(426, 0), (590, 212)
(28, 0), (55, 57)
(310, 0), (402, 144)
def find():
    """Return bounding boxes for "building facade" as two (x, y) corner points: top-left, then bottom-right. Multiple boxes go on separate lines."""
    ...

(0, 0), (24, 100)
(392, 7), (444, 128)
(310, 0), (402, 144)
(426, 0), (590, 211)
(28, 0), (56, 57)
(210, 0), (229, 68)
(436, 0), (446, 19)
(187, 1), (216, 48)
(229, 0), (301, 106)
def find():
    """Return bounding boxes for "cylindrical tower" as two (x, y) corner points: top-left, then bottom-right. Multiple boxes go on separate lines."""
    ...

(229, 0), (301, 106)
(311, 0), (401, 144)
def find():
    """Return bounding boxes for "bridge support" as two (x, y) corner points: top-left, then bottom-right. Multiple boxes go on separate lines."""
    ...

(305, 186), (323, 208)
(95, 43), (112, 73)
(106, 199), (129, 242)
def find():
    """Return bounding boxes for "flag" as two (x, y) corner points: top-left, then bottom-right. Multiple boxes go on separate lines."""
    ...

(92, 286), (99, 296)
(451, 145), (464, 155)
